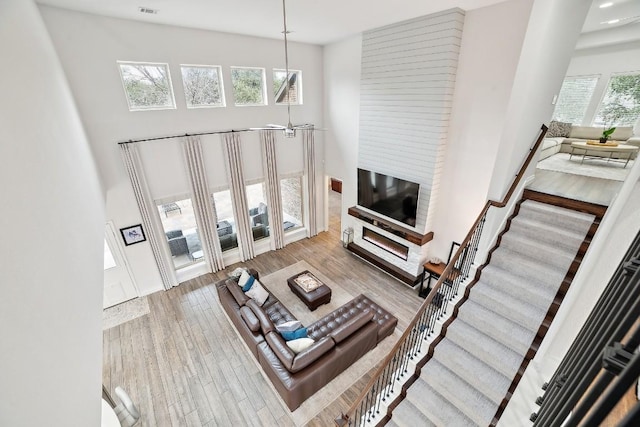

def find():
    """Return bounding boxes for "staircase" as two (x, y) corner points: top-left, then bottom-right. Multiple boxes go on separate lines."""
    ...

(386, 199), (596, 427)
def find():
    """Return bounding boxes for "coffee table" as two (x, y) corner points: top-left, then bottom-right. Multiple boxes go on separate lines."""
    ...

(569, 141), (638, 168)
(287, 271), (332, 311)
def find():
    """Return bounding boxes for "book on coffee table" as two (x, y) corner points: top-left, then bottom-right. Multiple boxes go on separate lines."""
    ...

(294, 272), (324, 292)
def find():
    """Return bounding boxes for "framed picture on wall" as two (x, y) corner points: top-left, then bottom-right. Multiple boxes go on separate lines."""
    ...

(120, 224), (146, 246)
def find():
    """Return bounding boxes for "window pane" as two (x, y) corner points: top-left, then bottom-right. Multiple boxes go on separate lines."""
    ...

(594, 73), (640, 127)
(118, 62), (175, 110)
(281, 176), (303, 231)
(180, 65), (224, 108)
(552, 76), (598, 124)
(246, 183), (270, 241)
(273, 69), (302, 105)
(212, 190), (238, 252)
(156, 199), (203, 269)
(231, 67), (266, 106)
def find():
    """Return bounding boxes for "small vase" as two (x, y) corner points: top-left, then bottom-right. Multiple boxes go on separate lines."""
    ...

(599, 137), (607, 144)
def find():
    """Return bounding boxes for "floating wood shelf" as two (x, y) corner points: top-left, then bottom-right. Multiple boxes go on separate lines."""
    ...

(348, 206), (433, 246)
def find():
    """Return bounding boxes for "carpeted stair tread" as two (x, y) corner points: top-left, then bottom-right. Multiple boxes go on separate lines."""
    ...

(508, 216), (587, 252)
(498, 232), (578, 272)
(389, 399), (437, 427)
(433, 339), (511, 404)
(457, 300), (535, 355)
(421, 359), (498, 426)
(469, 281), (546, 330)
(445, 318), (524, 378)
(389, 200), (594, 427)
(489, 248), (567, 289)
(517, 200), (594, 235)
(405, 376), (478, 427)
(478, 264), (555, 312)
(519, 199), (595, 223)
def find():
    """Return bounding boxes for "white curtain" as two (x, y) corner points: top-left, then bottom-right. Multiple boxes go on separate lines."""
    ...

(303, 128), (318, 237)
(260, 130), (285, 249)
(182, 135), (225, 271)
(223, 132), (254, 260)
(120, 144), (177, 289)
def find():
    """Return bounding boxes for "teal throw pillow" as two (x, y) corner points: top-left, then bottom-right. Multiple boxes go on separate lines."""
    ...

(241, 275), (255, 292)
(280, 327), (308, 341)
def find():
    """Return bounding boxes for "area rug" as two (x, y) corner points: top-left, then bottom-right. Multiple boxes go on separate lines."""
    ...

(102, 297), (150, 330)
(257, 261), (400, 426)
(537, 152), (633, 181)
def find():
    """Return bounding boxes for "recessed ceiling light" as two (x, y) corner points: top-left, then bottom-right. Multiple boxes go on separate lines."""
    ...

(599, 2), (614, 8)
(607, 19), (620, 24)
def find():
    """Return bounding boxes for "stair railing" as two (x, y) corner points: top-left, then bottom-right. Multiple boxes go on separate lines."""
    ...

(335, 124), (548, 427)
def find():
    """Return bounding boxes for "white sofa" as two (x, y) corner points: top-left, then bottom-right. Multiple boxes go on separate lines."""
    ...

(540, 123), (640, 161)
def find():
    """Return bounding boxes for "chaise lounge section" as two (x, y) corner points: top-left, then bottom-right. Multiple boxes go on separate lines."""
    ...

(215, 270), (397, 410)
(541, 121), (640, 160)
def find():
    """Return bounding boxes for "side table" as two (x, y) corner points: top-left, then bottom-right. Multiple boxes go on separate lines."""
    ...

(418, 262), (446, 298)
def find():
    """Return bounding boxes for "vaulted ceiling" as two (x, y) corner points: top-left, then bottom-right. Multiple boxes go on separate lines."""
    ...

(36, 0), (639, 46)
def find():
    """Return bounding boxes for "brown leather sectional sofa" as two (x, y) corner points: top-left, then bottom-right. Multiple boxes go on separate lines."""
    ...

(215, 271), (398, 410)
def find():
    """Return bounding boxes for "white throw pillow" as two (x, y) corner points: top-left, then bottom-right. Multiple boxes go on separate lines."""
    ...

(276, 320), (303, 333)
(229, 267), (248, 279)
(286, 337), (315, 354)
(238, 270), (251, 288)
(244, 279), (269, 306)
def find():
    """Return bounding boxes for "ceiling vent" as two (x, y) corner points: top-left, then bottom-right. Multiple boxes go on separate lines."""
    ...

(138, 7), (158, 14)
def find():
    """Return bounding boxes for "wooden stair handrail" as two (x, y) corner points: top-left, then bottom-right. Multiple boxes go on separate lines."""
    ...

(491, 124), (548, 208)
(337, 124), (548, 425)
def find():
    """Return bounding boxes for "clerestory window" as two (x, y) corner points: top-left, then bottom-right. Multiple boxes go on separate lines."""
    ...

(180, 65), (225, 108)
(118, 61), (176, 111)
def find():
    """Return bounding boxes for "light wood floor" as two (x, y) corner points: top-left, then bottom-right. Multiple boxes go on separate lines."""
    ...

(528, 168), (623, 206)
(103, 189), (424, 427)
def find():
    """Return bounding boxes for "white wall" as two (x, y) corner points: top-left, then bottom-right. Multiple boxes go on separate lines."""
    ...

(576, 24), (640, 51)
(0, 1), (104, 426)
(487, 0), (592, 201)
(324, 35), (363, 233)
(428, 0), (533, 261)
(40, 6), (324, 294)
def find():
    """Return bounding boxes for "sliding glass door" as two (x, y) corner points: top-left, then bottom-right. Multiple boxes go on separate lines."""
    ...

(156, 197), (204, 269)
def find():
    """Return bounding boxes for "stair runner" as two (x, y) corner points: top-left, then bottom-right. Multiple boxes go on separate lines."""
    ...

(386, 200), (595, 427)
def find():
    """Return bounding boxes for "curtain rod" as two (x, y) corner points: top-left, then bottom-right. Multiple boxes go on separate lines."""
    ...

(117, 128), (255, 145)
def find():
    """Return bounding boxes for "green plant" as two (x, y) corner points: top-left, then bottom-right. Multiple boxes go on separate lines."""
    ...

(601, 126), (616, 141)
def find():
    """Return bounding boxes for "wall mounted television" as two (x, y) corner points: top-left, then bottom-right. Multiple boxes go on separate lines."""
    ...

(357, 168), (420, 227)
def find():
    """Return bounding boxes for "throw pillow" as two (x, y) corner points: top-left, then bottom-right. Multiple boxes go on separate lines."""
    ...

(548, 120), (572, 138)
(238, 270), (251, 288)
(276, 320), (303, 333)
(280, 327), (308, 341)
(244, 279), (269, 306)
(286, 337), (315, 354)
(229, 267), (248, 279)
(241, 275), (255, 292)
